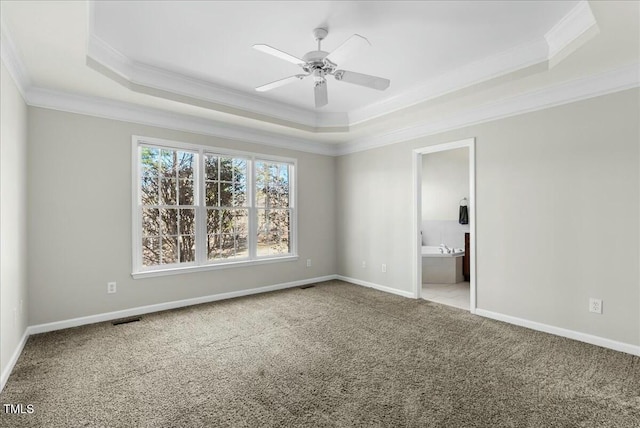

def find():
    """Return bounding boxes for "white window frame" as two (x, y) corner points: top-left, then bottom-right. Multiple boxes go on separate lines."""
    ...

(131, 135), (298, 279)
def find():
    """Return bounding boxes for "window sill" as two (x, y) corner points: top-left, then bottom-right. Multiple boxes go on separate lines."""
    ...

(132, 255), (299, 279)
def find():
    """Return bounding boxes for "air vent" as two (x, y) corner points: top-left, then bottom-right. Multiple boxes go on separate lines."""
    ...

(112, 317), (141, 326)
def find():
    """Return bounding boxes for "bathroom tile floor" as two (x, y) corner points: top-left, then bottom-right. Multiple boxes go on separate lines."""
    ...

(421, 282), (470, 310)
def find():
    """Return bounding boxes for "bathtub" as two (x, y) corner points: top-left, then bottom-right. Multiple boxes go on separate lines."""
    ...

(421, 246), (465, 284)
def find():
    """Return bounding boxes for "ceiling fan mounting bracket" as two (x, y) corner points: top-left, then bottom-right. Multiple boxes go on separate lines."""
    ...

(313, 28), (328, 42)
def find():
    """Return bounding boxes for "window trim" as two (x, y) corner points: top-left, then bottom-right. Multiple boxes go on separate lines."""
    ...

(131, 135), (298, 279)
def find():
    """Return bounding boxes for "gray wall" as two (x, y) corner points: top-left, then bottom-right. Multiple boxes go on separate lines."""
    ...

(337, 89), (640, 346)
(1, 63), (29, 378)
(27, 108), (337, 325)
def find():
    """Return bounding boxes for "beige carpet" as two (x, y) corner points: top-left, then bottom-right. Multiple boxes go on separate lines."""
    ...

(1, 280), (639, 427)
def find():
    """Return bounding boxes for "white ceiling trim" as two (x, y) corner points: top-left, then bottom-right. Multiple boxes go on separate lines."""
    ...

(336, 62), (640, 156)
(347, 37), (550, 126)
(0, 18), (31, 99)
(26, 87), (337, 156)
(86, 0), (597, 132)
(545, 0), (598, 61)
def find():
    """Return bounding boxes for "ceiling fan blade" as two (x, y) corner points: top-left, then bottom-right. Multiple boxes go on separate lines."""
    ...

(253, 44), (305, 66)
(255, 74), (307, 92)
(324, 34), (370, 67)
(314, 81), (328, 108)
(334, 70), (390, 91)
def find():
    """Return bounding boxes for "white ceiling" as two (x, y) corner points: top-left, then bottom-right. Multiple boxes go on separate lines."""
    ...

(1, 0), (638, 152)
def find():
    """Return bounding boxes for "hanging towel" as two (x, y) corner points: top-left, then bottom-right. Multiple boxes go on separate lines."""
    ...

(459, 205), (468, 224)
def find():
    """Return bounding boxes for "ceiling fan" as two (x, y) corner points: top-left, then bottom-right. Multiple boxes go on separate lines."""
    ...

(253, 28), (391, 108)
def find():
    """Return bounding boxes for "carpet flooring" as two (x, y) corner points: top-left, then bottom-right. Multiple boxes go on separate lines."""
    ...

(1, 280), (639, 427)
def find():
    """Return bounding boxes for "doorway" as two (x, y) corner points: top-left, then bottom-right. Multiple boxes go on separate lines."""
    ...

(412, 138), (476, 313)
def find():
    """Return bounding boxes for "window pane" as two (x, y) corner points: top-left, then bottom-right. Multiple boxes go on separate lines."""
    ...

(141, 175), (159, 205)
(257, 233), (270, 256)
(269, 209), (290, 232)
(160, 150), (177, 177)
(141, 147), (159, 175)
(257, 209), (290, 256)
(177, 151), (194, 179)
(160, 208), (178, 236)
(179, 209), (195, 235)
(161, 236), (178, 264)
(142, 208), (159, 237)
(179, 235), (196, 262)
(205, 156), (218, 180)
(256, 161), (268, 208)
(220, 209), (233, 233)
(220, 182), (233, 207)
(270, 234), (290, 255)
(234, 210), (248, 235)
(142, 237), (160, 266)
(160, 178), (177, 205)
(207, 234), (221, 260)
(236, 235), (248, 258)
(207, 209), (220, 235)
(220, 158), (233, 181)
(205, 181), (219, 206)
(221, 233), (235, 258)
(178, 179), (194, 205)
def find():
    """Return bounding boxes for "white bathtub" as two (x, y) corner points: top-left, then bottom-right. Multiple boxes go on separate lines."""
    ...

(422, 246), (465, 284)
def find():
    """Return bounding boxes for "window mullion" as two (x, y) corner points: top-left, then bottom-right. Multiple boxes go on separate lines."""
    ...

(196, 149), (206, 264)
(249, 158), (257, 260)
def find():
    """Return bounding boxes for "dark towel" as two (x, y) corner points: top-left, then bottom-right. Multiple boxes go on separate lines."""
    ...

(459, 205), (468, 224)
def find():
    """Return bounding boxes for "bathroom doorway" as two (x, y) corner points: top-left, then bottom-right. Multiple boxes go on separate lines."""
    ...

(412, 138), (476, 313)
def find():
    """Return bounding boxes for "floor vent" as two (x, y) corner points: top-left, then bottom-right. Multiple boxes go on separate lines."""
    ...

(300, 285), (315, 289)
(112, 317), (141, 326)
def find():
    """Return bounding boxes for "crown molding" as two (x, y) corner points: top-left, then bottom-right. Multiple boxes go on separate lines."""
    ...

(0, 18), (31, 99)
(26, 87), (338, 156)
(336, 62), (640, 156)
(545, 0), (598, 62)
(347, 38), (550, 126)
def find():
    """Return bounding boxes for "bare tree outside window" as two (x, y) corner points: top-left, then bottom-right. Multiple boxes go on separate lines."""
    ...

(134, 140), (295, 274)
(256, 161), (291, 256)
(205, 155), (249, 260)
(140, 147), (196, 267)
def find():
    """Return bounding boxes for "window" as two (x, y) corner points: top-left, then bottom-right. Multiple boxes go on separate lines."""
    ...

(133, 136), (296, 277)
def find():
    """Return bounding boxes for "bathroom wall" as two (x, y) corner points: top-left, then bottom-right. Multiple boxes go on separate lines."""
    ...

(421, 148), (470, 248)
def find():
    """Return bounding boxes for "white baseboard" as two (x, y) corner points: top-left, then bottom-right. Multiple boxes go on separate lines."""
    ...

(28, 275), (337, 335)
(336, 275), (416, 299)
(475, 308), (640, 357)
(1, 329), (29, 392)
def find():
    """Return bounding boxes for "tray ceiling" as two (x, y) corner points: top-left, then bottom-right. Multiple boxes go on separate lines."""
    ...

(86, 0), (582, 130)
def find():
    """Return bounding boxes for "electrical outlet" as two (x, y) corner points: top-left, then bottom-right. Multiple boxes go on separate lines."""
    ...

(306, 259), (312, 267)
(589, 298), (602, 314)
(107, 282), (117, 294)
(381, 264), (387, 273)
(362, 261), (366, 269)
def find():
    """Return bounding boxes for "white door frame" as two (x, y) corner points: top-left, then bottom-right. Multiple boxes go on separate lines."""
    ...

(412, 138), (477, 313)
